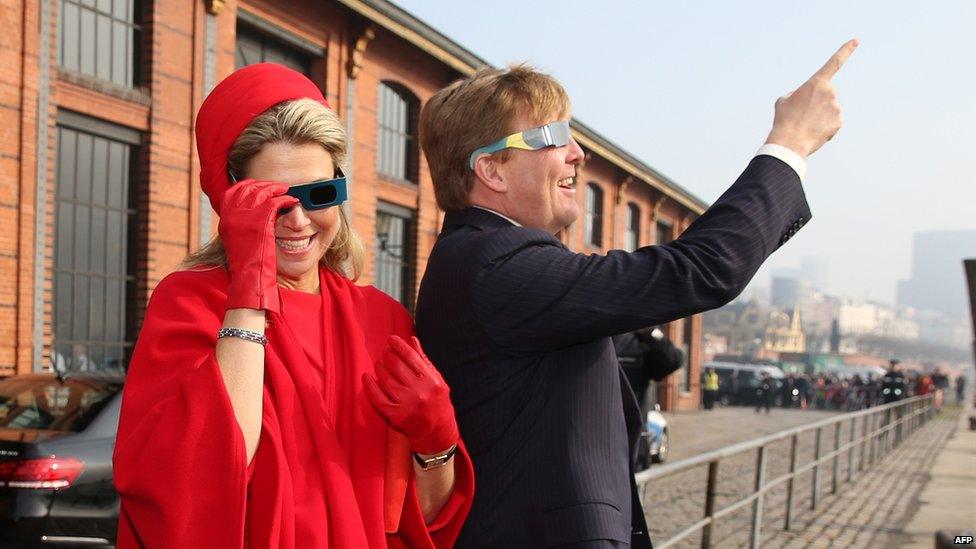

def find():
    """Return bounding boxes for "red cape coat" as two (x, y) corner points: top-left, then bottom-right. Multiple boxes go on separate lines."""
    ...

(113, 267), (473, 548)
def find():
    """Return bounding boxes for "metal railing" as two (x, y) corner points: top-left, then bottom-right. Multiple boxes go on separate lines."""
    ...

(634, 395), (936, 549)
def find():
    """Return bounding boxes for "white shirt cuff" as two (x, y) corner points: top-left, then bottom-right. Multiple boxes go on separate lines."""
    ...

(756, 143), (807, 182)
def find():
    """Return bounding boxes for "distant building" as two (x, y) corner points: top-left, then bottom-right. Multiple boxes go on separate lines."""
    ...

(800, 256), (828, 292)
(838, 301), (880, 336)
(763, 308), (806, 353)
(897, 230), (976, 315)
(802, 292), (840, 336)
(772, 275), (813, 311)
(916, 310), (970, 349)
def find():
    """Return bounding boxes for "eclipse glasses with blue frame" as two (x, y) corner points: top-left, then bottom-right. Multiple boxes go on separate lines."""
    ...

(468, 120), (573, 169)
(285, 168), (348, 211)
(228, 168), (349, 211)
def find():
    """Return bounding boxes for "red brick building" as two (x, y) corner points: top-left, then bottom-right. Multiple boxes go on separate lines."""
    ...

(0, 0), (707, 410)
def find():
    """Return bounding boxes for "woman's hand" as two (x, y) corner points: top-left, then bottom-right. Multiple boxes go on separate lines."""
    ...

(218, 180), (298, 313)
(362, 336), (459, 455)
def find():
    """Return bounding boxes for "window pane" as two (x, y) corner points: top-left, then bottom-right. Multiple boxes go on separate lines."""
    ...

(55, 273), (73, 342)
(112, 0), (127, 19)
(585, 183), (603, 246)
(657, 221), (672, 245)
(106, 210), (122, 275)
(107, 141), (125, 209)
(72, 274), (89, 341)
(79, 7), (96, 75)
(374, 206), (415, 307)
(626, 204), (640, 251)
(125, 24), (135, 87)
(96, 13), (111, 81)
(88, 276), (105, 342)
(91, 137), (108, 205)
(56, 201), (74, 268)
(377, 83), (417, 182)
(90, 207), (106, 274)
(105, 278), (121, 341)
(75, 133), (92, 202)
(593, 187), (602, 245)
(57, 128), (77, 200)
(112, 21), (126, 84)
(61, 2), (81, 71)
(72, 204), (90, 271)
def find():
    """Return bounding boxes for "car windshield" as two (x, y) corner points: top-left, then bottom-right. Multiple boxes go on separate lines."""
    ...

(0, 376), (121, 432)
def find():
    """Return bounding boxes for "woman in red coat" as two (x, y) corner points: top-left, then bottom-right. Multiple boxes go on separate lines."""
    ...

(113, 63), (473, 548)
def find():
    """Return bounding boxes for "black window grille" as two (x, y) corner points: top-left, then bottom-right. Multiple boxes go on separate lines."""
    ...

(376, 82), (418, 183)
(235, 23), (311, 75)
(625, 202), (640, 251)
(58, 0), (142, 87)
(374, 203), (416, 308)
(52, 119), (138, 374)
(584, 183), (604, 247)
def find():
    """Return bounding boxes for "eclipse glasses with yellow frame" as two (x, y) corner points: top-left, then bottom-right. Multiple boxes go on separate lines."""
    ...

(468, 120), (572, 170)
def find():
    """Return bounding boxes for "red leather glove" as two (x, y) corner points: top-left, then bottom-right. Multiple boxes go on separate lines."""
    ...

(362, 335), (460, 454)
(217, 179), (299, 313)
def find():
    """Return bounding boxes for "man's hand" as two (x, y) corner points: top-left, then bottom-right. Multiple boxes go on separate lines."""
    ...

(766, 39), (859, 158)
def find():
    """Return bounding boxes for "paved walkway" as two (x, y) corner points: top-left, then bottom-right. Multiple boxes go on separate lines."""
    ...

(642, 403), (975, 548)
(760, 405), (963, 548)
(893, 405), (976, 547)
(663, 406), (842, 461)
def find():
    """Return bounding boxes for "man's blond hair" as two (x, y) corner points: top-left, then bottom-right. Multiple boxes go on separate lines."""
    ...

(419, 64), (571, 211)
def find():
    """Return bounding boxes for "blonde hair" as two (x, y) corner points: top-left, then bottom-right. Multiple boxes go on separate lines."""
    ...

(183, 98), (364, 279)
(419, 64), (571, 211)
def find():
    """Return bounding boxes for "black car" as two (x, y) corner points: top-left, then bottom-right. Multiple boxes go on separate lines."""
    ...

(705, 362), (785, 406)
(0, 373), (122, 548)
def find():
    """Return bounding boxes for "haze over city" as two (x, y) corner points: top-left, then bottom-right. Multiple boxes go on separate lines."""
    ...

(398, 0), (976, 305)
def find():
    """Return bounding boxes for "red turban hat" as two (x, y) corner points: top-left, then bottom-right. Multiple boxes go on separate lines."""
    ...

(195, 63), (330, 215)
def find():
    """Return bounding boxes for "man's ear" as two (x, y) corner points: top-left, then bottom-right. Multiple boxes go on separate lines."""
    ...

(472, 155), (507, 194)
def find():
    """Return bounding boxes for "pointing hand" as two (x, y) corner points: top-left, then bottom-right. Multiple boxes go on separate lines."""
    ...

(765, 39), (859, 158)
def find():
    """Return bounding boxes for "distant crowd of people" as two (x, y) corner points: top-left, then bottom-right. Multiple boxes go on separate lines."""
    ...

(701, 360), (967, 415)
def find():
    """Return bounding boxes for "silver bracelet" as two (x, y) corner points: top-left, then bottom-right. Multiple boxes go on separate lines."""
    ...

(217, 327), (268, 346)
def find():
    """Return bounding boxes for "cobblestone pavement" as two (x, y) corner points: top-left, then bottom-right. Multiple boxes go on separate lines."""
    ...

(662, 406), (843, 461)
(639, 403), (952, 548)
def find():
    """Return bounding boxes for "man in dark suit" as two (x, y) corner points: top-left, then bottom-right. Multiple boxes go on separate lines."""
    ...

(614, 327), (683, 413)
(415, 40), (858, 547)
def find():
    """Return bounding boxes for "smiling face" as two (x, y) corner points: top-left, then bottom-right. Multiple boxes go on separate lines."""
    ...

(244, 141), (340, 292)
(490, 113), (584, 234)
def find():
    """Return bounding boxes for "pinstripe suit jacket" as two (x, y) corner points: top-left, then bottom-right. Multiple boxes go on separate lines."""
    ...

(415, 155), (811, 547)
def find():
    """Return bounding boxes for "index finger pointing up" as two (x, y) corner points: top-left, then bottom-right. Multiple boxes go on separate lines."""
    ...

(812, 38), (859, 81)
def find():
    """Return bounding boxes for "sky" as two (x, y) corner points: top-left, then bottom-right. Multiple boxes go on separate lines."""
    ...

(396, 0), (976, 305)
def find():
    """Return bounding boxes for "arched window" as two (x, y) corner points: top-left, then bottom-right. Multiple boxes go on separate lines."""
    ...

(656, 219), (673, 245)
(235, 22), (312, 76)
(584, 183), (604, 247)
(625, 202), (641, 251)
(377, 82), (419, 183)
